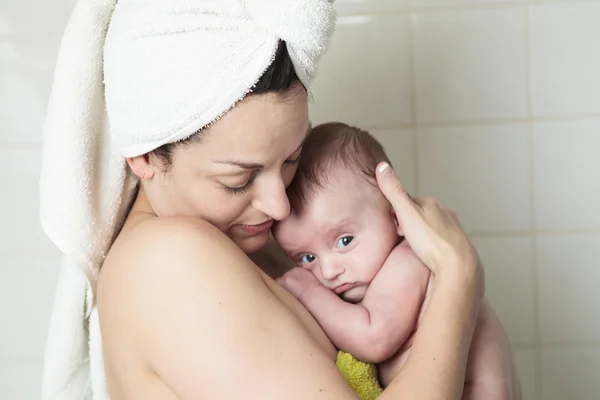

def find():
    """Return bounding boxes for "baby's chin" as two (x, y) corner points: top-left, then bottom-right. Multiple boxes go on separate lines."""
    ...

(341, 285), (368, 303)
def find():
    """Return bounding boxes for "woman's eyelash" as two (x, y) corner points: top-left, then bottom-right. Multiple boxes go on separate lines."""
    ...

(222, 184), (250, 195)
(222, 174), (256, 195)
(284, 157), (300, 165)
(221, 157), (297, 195)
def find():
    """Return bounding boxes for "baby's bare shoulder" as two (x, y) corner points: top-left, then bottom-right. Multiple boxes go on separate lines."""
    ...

(382, 242), (425, 270)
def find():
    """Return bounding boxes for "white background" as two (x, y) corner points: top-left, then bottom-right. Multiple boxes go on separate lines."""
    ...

(1, 0), (599, 398)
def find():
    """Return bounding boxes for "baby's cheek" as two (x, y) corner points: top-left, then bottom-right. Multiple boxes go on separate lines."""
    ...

(360, 248), (389, 282)
(341, 285), (367, 303)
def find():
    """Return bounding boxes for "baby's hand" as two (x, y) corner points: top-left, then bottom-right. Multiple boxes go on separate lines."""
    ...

(276, 267), (322, 300)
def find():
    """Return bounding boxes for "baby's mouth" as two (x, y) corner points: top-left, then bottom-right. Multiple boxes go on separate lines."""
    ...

(333, 282), (358, 295)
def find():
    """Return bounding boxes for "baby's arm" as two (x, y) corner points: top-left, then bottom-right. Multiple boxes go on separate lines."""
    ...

(359, 244), (431, 359)
(278, 243), (431, 363)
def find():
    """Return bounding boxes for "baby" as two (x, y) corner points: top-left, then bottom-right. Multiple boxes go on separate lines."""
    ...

(272, 122), (521, 399)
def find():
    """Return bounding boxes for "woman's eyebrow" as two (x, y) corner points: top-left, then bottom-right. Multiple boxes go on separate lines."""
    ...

(292, 122), (313, 153)
(291, 139), (305, 155)
(213, 123), (312, 169)
(213, 160), (263, 170)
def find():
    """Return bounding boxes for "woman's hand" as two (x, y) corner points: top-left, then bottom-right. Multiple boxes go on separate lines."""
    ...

(375, 162), (484, 399)
(375, 162), (483, 294)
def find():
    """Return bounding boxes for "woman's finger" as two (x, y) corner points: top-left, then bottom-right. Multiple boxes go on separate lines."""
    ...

(375, 162), (422, 230)
(407, 193), (422, 209)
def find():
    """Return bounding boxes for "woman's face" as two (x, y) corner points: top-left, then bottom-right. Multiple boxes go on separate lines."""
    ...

(141, 87), (309, 253)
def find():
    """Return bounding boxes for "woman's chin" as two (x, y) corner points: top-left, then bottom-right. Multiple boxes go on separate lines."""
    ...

(235, 232), (270, 254)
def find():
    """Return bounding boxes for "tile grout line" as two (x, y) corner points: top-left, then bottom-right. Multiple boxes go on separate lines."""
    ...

(524, 4), (544, 400)
(337, 1), (527, 18)
(407, 9), (421, 197)
(336, 0), (597, 18)
(7, 114), (600, 151)
(467, 229), (600, 237)
(417, 113), (600, 126)
(0, 143), (44, 150)
(345, 112), (600, 133)
(0, 250), (62, 258)
(512, 341), (600, 349)
(410, 0), (525, 14)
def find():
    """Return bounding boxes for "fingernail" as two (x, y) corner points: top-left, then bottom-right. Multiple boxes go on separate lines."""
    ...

(378, 162), (391, 174)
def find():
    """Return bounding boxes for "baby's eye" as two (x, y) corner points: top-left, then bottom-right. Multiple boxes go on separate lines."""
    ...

(336, 236), (354, 248)
(300, 254), (316, 264)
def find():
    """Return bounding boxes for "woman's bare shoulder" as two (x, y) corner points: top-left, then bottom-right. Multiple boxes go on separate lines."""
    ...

(98, 216), (354, 399)
(112, 215), (229, 254)
(99, 215), (258, 299)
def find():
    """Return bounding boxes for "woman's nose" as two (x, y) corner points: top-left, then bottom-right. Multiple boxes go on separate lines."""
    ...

(252, 178), (290, 221)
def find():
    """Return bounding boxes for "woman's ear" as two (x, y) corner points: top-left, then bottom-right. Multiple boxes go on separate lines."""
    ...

(127, 154), (156, 180)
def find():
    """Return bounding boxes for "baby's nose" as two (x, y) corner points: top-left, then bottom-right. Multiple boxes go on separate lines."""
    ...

(321, 261), (345, 281)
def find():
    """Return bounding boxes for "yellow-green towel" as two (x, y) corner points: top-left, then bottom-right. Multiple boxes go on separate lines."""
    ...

(336, 351), (383, 400)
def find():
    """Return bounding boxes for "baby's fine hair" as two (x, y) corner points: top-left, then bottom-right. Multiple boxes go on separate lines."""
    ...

(288, 122), (391, 210)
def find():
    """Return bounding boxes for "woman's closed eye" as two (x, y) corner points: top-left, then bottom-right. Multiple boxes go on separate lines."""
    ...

(284, 156), (300, 166)
(220, 155), (299, 195)
(284, 144), (302, 166)
(220, 173), (257, 195)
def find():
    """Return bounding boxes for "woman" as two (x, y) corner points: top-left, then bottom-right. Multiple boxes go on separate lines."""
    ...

(41, 1), (483, 398)
(97, 42), (483, 399)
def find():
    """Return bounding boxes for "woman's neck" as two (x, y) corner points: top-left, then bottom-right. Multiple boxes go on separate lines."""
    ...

(248, 238), (296, 279)
(121, 187), (158, 234)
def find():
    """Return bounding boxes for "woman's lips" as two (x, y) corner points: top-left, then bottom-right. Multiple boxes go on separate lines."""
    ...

(238, 220), (274, 235)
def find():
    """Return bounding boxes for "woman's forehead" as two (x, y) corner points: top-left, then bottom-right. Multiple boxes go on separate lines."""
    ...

(197, 123), (307, 173)
(205, 92), (309, 148)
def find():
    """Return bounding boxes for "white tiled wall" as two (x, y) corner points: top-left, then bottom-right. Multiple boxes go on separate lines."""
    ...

(1, 0), (599, 399)
(0, 0), (67, 397)
(310, 1), (600, 399)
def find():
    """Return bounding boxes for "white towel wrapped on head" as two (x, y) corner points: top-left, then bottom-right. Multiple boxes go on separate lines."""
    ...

(105, 0), (336, 156)
(39, 0), (336, 399)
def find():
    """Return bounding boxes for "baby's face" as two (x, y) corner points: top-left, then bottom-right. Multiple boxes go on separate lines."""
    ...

(272, 170), (399, 303)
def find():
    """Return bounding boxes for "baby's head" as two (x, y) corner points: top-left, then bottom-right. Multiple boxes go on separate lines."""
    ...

(272, 122), (399, 302)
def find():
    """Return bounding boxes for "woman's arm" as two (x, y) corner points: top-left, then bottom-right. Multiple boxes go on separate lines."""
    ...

(122, 217), (359, 400)
(380, 272), (480, 399)
(375, 162), (484, 399)
(108, 164), (482, 400)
